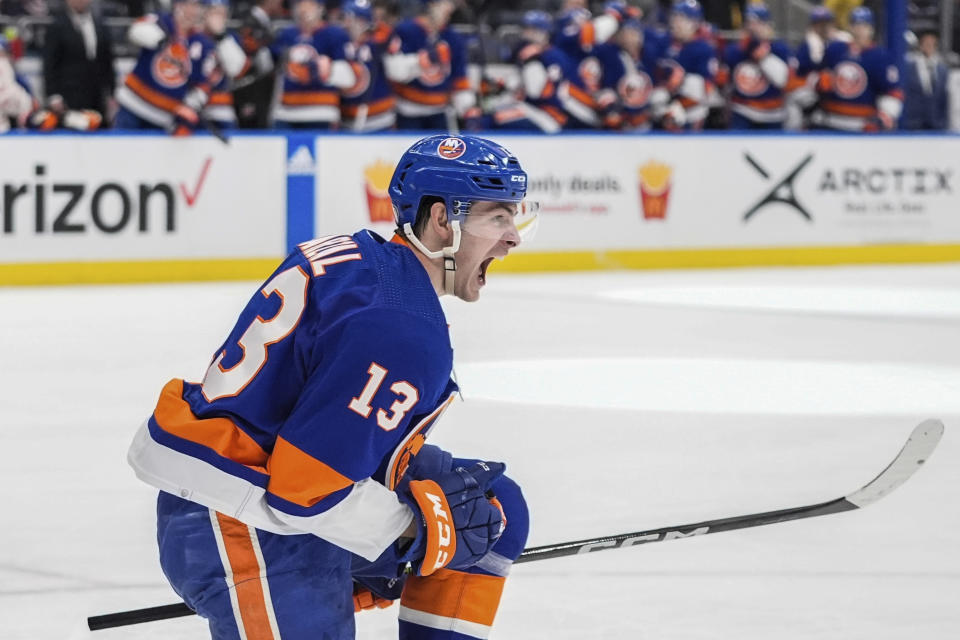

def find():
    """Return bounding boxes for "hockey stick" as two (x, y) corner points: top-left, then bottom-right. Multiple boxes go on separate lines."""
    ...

(87, 419), (943, 631)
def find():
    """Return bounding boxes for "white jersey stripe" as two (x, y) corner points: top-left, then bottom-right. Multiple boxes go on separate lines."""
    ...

(398, 605), (493, 639)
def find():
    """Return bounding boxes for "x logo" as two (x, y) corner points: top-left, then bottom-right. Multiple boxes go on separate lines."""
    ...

(742, 153), (814, 222)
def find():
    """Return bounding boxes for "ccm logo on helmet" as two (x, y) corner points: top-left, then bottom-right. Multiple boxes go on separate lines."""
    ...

(437, 137), (467, 160)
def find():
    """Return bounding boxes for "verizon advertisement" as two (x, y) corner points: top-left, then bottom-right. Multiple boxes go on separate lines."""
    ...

(0, 137), (286, 263)
(314, 135), (960, 252)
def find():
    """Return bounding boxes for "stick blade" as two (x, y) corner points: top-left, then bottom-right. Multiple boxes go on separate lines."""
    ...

(845, 419), (944, 508)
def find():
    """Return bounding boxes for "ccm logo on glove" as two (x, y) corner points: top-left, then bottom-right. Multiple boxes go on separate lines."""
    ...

(409, 480), (457, 574)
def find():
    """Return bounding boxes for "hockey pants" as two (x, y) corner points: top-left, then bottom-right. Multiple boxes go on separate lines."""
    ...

(156, 463), (529, 640)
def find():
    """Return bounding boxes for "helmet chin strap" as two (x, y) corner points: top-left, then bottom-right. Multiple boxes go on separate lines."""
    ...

(402, 220), (462, 296)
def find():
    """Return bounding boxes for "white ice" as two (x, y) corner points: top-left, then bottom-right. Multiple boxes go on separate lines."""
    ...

(1, 263), (958, 639)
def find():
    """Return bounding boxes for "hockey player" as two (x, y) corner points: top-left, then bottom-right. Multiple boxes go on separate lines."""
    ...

(271, 0), (356, 129)
(201, 0), (249, 129)
(384, 0), (475, 131)
(127, 134), (535, 640)
(592, 16), (659, 131)
(114, 0), (222, 134)
(488, 10), (596, 133)
(812, 7), (903, 132)
(339, 0), (395, 132)
(787, 6), (849, 129)
(718, 3), (796, 129)
(652, 0), (718, 131)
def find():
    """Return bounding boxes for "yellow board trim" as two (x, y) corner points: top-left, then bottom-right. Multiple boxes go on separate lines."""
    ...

(0, 258), (279, 287)
(2, 244), (960, 286)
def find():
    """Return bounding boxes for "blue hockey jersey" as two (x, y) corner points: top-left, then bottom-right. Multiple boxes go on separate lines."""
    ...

(593, 39), (658, 130)
(656, 37), (718, 126)
(272, 22), (352, 124)
(341, 21), (395, 131)
(721, 38), (796, 124)
(386, 17), (469, 117)
(128, 231), (459, 561)
(816, 40), (903, 131)
(116, 13), (219, 129)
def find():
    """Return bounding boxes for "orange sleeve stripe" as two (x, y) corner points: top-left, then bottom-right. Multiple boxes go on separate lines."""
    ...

(733, 96), (785, 109)
(281, 91), (340, 106)
(342, 96), (395, 118)
(451, 77), (471, 91)
(400, 568), (505, 626)
(821, 100), (876, 117)
(125, 75), (183, 113)
(392, 83), (450, 106)
(579, 21), (596, 49)
(266, 436), (354, 507)
(208, 92), (233, 106)
(567, 83), (596, 108)
(214, 513), (277, 639)
(153, 379), (269, 472)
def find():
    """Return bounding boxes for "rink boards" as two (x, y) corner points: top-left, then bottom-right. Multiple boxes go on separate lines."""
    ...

(1, 132), (959, 285)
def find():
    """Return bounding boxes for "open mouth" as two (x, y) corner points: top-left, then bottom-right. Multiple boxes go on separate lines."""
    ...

(479, 257), (494, 286)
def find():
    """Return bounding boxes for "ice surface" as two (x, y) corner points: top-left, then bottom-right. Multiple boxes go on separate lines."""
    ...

(1, 263), (958, 639)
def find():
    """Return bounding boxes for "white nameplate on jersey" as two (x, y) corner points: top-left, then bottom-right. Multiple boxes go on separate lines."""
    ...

(299, 235), (362, 276)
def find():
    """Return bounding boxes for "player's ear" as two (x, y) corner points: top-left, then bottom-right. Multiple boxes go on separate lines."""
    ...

(429, 201), (452, 240)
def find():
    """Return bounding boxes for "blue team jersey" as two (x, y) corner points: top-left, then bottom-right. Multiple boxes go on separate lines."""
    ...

(272, 23), (351, 123)
(657, 37), (717, 92)
(129, 231), (459, 560)
(722, 38), (795, 122)
(341, 21), (395, 130)
(818, 40), (902, 129)
(388, 18), (469, 114)
(116, 14), (218, 128)
(593, 40), (658, 129)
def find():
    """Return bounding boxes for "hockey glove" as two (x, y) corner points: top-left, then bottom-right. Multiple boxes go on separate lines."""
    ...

(397, 461), (507, 577)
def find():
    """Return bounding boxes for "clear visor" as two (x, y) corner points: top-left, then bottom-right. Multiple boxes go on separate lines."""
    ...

(455, 199), (540, 244)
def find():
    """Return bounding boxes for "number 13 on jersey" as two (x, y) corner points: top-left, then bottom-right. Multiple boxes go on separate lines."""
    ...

(349, 363), (420, 431)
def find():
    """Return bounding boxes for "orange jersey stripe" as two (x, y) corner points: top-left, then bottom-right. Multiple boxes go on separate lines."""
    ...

(401, 568), (505, 626)
(267, 436), (354, 507)
(153, 379), (268, 472)
(281, 91), (340, 106)
(579, 21), (596, 49)
(392, 83), (450, 106)
(733, 96), (785, 109)
(209, 92), (233, 106)
(566, 83), (595, 108)
(342, 96), (395, 118)
(214, 513), (277, 639)
(822, 100), (876, 117)
(124, 74), (182, 113)
(451, 76), (470, 91)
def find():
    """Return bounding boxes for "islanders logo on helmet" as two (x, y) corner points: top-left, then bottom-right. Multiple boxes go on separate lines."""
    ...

(437, 137), (467, 160)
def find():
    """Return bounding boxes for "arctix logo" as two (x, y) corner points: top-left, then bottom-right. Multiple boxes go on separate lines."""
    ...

(742, 153), (814, 222)
(577, 526), (709, 554)
(1, 158), (212, 235)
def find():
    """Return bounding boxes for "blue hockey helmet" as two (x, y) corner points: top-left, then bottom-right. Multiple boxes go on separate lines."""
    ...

(849, 7), (874, 26)
(389, 135), (537, 292)
(671, 0), (702, 21)
(522, 10), (553, 33)
(745, 3), (771, 23)
(809, 6), (833, 23)
(343, 0), (373, 21)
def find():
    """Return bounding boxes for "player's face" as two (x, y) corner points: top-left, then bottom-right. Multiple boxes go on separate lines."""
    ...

(455, 201), (522, 302)
(295, 0), (322, 29)
(345, 14), (371, 41)
(427, 0), (455, 27)
(747, 18), (773, 40)
(175, 1), (204, 31)
(669, 14), (697, 41)
(851, 23), (873, 44)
